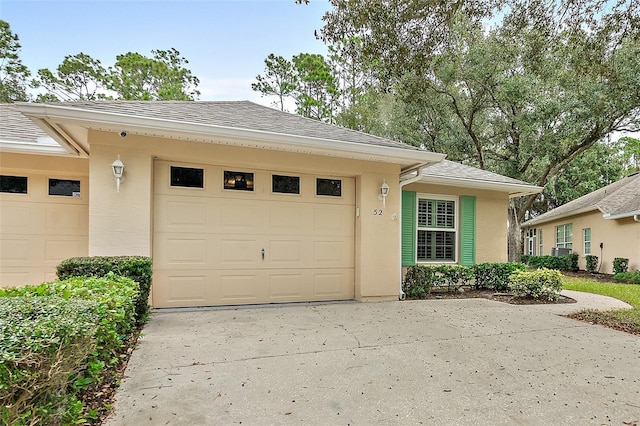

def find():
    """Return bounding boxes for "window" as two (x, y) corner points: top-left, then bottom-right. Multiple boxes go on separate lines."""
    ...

(171, 166), (204, 188)
(0, 175), (27, 194)
(224, 171), (254, 191)
(555, 223), (573, 249)
(49, 179), (80, 197)
(417, 197), (456, 262)
(539, 229), (544, 256)
(272, 175), (300, 194)
(525, 228), (537, 255)
(583, 228), (591, 255)
(316, 178), (341, 197)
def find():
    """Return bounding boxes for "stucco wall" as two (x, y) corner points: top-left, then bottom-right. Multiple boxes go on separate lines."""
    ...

(402, 182), (510, 264)
(0, 152), (89, 286)
(88, 130), (402, 302)
(531, 210), (640, 274)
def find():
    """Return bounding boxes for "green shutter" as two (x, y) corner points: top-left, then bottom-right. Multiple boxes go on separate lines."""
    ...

(401, 191), (416, 266)
(460, 195), (476, 266)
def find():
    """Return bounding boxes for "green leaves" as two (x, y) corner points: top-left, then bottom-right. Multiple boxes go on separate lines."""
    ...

(0, 20), (31, 102)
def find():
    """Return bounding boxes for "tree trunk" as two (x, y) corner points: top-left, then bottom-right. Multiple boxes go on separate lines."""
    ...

(507, 201), (523, 262)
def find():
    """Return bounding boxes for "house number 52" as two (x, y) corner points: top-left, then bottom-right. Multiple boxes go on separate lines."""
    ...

(373, 209), (383, 215)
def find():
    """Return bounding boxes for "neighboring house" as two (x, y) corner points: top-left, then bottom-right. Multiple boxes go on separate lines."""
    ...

(0, 101), (540, 308)
(522, 172), (640, 273)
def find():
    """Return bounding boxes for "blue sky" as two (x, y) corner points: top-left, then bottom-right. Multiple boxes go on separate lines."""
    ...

(0, 0), (331, 105)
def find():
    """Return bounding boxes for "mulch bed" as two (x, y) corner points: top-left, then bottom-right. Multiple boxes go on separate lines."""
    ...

(415, 288), (577, 305)
(562, 270), (615, 283)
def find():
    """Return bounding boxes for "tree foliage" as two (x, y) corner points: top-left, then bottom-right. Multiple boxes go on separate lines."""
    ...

(34, 53), (108, 101)
(0, 20), (31, 102)
(251, 54), (298, 111)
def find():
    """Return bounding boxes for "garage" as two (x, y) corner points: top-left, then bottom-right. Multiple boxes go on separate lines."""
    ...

(152, 160), (355, 308)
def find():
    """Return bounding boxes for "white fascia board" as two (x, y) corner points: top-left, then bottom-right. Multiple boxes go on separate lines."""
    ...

(603, 209), (640, 220)
(16, 103), (446, 166)
(0, 140), (71, 155)
(522, 205), (599, 227)
(418, 175), (543, 198)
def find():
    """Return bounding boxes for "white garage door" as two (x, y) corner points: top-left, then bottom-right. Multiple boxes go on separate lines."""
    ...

(152, 160), (355, 308)
(0, 173), (88, 286)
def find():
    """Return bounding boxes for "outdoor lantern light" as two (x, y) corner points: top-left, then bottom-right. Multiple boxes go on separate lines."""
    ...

(111, 155), (125, 192)
(378, 180), (390, 207)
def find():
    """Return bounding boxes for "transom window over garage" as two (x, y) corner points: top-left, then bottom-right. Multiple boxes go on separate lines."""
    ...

(171, 166), (204, 188)
(316, 178), (342, 197)
(49, 179), (80, 197)
(0, 175), (28, 194)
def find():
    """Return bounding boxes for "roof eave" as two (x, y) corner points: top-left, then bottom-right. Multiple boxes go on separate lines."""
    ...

(417, 175), (542, 198)
(16, 103), (446, 167)
(602, 209), (640, 220)
(522, 205), (599, 227)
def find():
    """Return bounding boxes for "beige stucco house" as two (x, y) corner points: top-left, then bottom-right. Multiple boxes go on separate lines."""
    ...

(0, 101), (540, 308)
(522, 172), (640, 273)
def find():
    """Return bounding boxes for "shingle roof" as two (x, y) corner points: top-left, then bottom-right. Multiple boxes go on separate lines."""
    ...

(422, 160), (534, 186)
(45, 100), (423, 151)
(0, 103), (49, 142)
(523, 172), (640, 225)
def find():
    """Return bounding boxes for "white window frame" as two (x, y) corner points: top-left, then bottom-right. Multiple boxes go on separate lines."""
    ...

(538, 229), (544, 255)
(416, 194), (458, 263)
(555, 223), (573, 249)
(583, 228), (591, 255)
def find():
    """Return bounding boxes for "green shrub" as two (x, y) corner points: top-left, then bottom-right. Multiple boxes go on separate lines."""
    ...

(521, 254), (578, 271)
(508, 268), (564, 301)
(613, 257), (629, 274)
(585, 255), (599, 273)
(436, 265), (474, 292)
(0, 297), (99, 425)
(472, 262), (526, 291)
(57, 256), (152, 324)
(403, 265), (437, 298)
(612, 271), (640, 284)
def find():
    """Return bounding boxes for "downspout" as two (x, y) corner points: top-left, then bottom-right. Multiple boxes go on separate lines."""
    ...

(397, 167), (429, 300)
(635, 215), (640, 223)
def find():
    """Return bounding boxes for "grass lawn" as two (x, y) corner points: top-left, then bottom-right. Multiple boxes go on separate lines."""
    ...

(562, 275), (640, 335)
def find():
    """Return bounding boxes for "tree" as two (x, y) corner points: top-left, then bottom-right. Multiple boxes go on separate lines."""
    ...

(292, 53), (339, 121)
(0, 20), (31, 102)
(252, 54), (298, 111)
(108, 48), (200, 100)
(34, 53), (108, 101)
(617, 136), (640, 173)
(320, 0), (640, 260)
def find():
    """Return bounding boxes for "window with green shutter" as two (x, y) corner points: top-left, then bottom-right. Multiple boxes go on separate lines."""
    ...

(459, 196), (476, 266)
(401, 191), (416, 266)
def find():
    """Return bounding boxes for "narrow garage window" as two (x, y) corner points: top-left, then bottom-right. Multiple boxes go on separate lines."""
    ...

(272, 175), (300, 194)
(224, 171), (254, 191)
(171, 166), (204, 188)
(316, 178), (341, 197)
(49, 179), (80, 197)
(0, 175), (28, 194)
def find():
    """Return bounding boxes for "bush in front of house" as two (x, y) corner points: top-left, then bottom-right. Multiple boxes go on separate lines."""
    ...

(436, 265), (474, 292)
(521, 253), (579, 271)
(57, 256), (152, 324)
(585, 255), (599, 273)
(613, 257), (630, 274)
(612, 271), (640, 284)
(0, 274), (139, 425)
(508, 268), (564, 301)
(472, 262), (526, 291)
(402, 265), (439, 298)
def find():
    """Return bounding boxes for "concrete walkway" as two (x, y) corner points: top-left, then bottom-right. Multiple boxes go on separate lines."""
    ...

(106, 292), (638, 425)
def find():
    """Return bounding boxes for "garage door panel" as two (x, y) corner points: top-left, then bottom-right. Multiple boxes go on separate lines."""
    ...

(219, 272), (264, 303)
(268, 239), (305, 265)
(155, 274), (210, 307)
(165, 238), (208, 265)
(44, 238), (87, 266)
(314, 238), (354, 266)
(45, 204), (87, 235)
(313, 206), (355, 235)
(269, 273), (305, 300)
(220, 238), (261, 266)
(314, 271), (353, 298)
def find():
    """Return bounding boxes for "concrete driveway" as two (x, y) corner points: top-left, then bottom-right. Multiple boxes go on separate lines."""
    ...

(106, 292), (639, 425)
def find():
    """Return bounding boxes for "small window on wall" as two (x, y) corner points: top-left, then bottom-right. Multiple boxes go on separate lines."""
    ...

(49, 179), (80, 197)
(272, 175), (300, 194)
(583, 228), (591, 255)
(171, 166), (204, 188)
(316, 178), (341, 197)
(539, 229), (544, 255)
(224, 171), (254, 191)
(0, 175), (28, 194)
(555, 223), (573, 249)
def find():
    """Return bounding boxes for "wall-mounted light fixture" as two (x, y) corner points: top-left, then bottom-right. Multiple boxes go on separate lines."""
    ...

(111, 155), (125, 192)
(378, 180), (390, 207)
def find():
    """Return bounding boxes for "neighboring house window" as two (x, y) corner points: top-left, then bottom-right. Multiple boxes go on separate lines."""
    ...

(583, 228), (591, 255)
(416, 197), (457, 262)
(555, 224), (573, 249)
(525, 228), (537, 255)
(539, 229), (544, 256)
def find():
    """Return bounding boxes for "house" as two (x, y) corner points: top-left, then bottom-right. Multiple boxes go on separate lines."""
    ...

(522, 172), (640, 273)
(0, 101), (541, 308)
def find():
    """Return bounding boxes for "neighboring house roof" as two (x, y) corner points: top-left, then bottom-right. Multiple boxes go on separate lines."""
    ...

(13, 101), (445, 168)
(523, 172), (640, 226)
(0, 103), (68, 155)
(419, 160), (542, 197)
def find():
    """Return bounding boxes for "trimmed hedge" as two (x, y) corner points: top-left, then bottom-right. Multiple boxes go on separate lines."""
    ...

(521, 253), (579, 271)
(57, 256), (152, 324)
(0, 274), (139, 425)
(472, 262), (526, 291)
(508, 268), (563, 301)
(585, 255), (599, 273)
(613, 258), (630, 274)
(613, 271), (640, 284)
